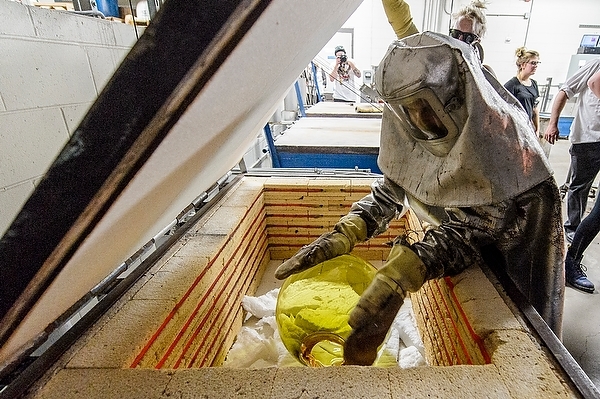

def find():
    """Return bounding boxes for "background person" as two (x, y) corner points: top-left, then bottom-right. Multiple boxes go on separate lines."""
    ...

(504, 47), (541, 135)
(561, 68), (600, 294)
(329, 45), (361, 103)
(384, 0), (495, 75)
(543, 59), (600, 246)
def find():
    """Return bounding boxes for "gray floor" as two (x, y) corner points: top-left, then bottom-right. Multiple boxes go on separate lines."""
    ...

(547, 139), (600, 390)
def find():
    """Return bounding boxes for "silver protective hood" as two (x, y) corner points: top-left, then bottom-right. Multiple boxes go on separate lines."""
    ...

(374, 32), (552, 207)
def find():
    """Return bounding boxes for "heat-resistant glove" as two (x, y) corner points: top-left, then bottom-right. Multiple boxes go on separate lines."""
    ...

(344, 241), (427, 365)
(274, 214), (368, 280)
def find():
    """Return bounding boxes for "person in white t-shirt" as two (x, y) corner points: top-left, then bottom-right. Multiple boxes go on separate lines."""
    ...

(544, 59), (600, 293)
(329, 46), (361, 103)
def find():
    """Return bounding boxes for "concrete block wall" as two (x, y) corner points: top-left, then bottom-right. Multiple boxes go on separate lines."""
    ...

(0, 0), (140, 235)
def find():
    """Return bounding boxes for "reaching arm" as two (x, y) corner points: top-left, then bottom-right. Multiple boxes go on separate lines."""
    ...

(382, 0), (419, 39)
(274, 178), (404, 279)
(532, 105), (540, 135)
(543, 90), (568, 145)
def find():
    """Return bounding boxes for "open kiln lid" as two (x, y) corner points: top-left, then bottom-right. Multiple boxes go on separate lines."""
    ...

(0, 0), (362, 368)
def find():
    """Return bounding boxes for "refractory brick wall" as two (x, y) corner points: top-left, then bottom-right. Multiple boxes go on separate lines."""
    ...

(0, 0), (140, 236)
(126, 176), (416, 369)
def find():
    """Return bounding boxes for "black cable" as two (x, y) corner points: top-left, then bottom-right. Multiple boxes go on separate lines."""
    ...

(128, 0), (139, 40)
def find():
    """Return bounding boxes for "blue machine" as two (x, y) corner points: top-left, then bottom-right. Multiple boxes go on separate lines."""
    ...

(275, 146), (380, 173)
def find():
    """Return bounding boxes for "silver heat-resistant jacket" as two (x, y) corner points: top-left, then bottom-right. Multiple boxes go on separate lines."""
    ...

(350, 32), (564, 336)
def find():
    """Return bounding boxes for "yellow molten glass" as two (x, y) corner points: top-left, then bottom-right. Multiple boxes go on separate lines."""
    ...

(275, 254), (377, 367)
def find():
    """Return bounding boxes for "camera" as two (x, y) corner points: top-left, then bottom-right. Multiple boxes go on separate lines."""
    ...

(339, 54), (347, 63)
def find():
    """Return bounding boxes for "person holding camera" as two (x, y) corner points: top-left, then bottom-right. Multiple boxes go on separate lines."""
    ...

(504, 47), (541, 135)
(329, 46), (361, 103)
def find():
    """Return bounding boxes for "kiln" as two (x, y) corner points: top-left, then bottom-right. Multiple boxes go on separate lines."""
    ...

(0, 1), (597, 398)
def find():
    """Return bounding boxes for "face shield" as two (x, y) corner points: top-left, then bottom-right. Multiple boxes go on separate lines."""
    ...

(374, 32), (552, 207)
(385, 88), (461, 157)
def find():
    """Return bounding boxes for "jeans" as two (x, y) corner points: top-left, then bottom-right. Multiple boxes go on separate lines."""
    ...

(569, 189), (600, 261)
(565, 142), (600, 236)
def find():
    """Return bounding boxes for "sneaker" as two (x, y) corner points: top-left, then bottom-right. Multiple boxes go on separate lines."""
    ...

(565, 254), (595, 293)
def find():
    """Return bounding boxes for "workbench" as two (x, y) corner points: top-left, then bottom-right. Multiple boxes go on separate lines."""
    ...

(274, 115), (382, 173)
(304, 100), (383, 119)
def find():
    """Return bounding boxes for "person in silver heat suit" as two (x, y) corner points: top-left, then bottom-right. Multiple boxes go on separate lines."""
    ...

(275, 32), (565, 366)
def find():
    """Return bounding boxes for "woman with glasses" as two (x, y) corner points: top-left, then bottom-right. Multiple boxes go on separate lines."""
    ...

(504, 47), (542, 137)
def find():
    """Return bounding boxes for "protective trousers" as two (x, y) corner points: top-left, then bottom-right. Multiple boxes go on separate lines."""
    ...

(404, 178), (565, 337)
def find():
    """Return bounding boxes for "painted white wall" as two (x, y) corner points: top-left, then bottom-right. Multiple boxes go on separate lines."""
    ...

(478, 0), (600, 96)
(317, 0), (600, 108)
(0, 0), (140, 235)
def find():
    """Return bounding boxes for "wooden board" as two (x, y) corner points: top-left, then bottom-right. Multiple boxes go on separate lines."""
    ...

(305, 101), (383, 118)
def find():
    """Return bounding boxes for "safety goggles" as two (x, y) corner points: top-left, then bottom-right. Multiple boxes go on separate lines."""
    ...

(449, 29), (480, 45)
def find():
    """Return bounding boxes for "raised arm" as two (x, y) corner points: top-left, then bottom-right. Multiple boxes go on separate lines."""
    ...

(382, 0), (419, 39)
(347, 60), (361, 78)
(543, 90), (567, 144)
(329, 56), (342, 82)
